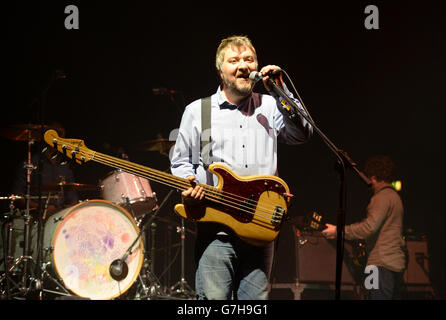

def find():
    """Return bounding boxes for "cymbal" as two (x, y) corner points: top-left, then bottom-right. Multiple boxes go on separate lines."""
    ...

(0, 194), (60, 200)
(133, 138), (175, 153)
(1, 124), (52, 142)
(31, 182), (99, 192)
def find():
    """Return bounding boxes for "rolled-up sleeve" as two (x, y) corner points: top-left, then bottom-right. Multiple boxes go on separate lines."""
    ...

(271, 83), (313, 145)
(170, 101), (201, 180)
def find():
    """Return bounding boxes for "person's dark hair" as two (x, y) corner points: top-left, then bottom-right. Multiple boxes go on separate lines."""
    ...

(364, 155), (397, 182)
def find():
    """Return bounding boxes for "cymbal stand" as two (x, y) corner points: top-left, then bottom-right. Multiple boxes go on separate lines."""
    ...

(1, 198), (20, 299)
(165, 222), (173, 294)
(170, 218), (195, 299)
(134, 219), (166, 299)
(146, 219), (165, 296)
(5, 137), (40, 298)
(7, 69), (66, 299)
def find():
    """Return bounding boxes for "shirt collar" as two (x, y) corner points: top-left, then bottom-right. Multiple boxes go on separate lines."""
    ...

(217, 86), (237, 109)
(216, 86), (257, 110)
(374, 183), (395, 194)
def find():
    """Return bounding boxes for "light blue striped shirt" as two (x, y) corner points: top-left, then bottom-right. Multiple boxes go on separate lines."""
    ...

(170, 85), (312, 185)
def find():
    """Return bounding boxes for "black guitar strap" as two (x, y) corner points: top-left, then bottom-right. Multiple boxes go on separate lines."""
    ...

(201, 96), (212, 170)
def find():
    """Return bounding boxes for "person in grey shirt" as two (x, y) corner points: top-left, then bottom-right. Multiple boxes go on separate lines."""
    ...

(322, 155), (406, 299)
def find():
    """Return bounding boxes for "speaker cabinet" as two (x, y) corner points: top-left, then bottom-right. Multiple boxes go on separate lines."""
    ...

(270, 224), (365, 299)
(403, 240), (430, 285)
(295, 233), (363, 285)
(272, 224), (363, 285)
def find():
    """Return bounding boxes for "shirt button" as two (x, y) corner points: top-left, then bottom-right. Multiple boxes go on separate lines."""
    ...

(242, 145), (245, 148)
(245, 165), (248, 168)
(240, 125), (242, 128)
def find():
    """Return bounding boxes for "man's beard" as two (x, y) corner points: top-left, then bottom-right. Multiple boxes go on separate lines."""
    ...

(222, 75), (254, 97)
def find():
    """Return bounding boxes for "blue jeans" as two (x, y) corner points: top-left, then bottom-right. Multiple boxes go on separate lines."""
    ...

(195, 235), (274, 300)
(369, 266), (404, 300)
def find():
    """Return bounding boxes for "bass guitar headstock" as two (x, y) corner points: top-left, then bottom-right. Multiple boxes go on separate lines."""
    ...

(44, 129), (94, 165)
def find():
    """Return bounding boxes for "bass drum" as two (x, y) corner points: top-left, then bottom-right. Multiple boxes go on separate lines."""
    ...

(42, 200), (144, 300)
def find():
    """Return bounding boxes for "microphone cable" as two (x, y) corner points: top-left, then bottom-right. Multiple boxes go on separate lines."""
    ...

(279, 68), (315, 125)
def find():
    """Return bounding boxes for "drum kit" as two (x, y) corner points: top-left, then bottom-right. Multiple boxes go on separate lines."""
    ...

(0, 124), (195, 300)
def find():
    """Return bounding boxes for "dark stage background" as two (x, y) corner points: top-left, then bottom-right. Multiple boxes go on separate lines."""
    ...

(4, 1), (445, 299)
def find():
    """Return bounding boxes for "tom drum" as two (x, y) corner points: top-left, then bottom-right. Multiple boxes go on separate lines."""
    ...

(100, 170), (156, 217)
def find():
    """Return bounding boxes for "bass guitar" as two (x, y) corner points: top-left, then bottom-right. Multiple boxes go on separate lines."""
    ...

(43, 129), (293, 246)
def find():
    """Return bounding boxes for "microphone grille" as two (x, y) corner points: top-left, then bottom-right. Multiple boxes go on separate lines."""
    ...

(249, 71), (261, 82)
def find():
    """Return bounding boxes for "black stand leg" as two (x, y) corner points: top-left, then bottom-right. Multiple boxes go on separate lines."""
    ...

(265, 76), (371, 300)
(170, 217), (195, 299)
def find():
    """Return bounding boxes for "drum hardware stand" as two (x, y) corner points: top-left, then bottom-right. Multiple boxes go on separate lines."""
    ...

(0, 194), (59, 300)
(165, 222), (173, 294)
(33, 190), (52, 299)
(37, 258), (75, 299)
(129, 193), (161, 297)
(4, 69), (67, 300)
(170, 217), (195, 299)
(1, 199), (22, 299)
(110, 190), (175, 300)
(1, 137), (41, 299)
(131, 219), (166, 300)
(145, 219), (165, 297)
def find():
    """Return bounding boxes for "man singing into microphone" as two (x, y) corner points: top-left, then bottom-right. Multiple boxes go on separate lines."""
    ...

(170, 35), (312, 300)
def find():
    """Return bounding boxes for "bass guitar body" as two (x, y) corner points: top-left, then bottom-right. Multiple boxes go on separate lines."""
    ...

(174, 164), (292, 246)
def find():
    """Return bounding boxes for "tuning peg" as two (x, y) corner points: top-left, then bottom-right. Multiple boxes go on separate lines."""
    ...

(61, 145), (67, 156)
(58, 145), (67, 165)
(42, 145), (60, 161)
(68, 151), (78, 167)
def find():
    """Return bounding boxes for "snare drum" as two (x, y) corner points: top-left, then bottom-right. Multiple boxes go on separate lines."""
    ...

(100, 170), (156, 217)
(42, 200), (144, 300)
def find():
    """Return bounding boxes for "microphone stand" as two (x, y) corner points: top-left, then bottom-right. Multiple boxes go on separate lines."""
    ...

(265, 77), (371, 300)
(156, 86), (195, 298)
(109, 189), (175, 299)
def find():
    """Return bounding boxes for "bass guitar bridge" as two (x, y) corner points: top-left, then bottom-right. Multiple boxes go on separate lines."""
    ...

(271, 206), (286, 226)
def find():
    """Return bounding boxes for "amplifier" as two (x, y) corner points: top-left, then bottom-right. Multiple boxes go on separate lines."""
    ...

(272, 223), (363, 285)
(403, 240), (430, 285)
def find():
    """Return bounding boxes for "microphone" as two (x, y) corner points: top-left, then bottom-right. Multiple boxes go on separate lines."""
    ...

(109, 259), (129, 281)
(54, 69), (67, 79)
(249, 69), (282, 82)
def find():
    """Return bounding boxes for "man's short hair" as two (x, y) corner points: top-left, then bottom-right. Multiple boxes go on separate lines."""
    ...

(215, 35), (258, 72)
